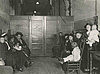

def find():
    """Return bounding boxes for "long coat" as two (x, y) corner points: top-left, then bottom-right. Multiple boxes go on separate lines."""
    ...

(0, 42), (8, 61)
(14, 37), (31, 56)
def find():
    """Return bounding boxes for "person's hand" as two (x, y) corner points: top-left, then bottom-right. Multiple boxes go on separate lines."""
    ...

(65, 50), (70, 53)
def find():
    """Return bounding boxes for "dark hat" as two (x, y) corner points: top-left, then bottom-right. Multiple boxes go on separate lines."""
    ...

(1, 32), (7, 37)
(0, 35), (5, 38)
(84, 23), (92, 28)
(68, 33), (74, 37)
(15, 32), (23, 37)
(75, 31), (82, 34)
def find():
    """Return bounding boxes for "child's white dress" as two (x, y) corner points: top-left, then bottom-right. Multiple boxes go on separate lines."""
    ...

(87, 30), (99, 46)
(63, 47), (81, 62)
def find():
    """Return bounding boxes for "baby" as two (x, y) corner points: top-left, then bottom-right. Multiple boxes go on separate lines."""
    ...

(59, 42), (81, 64)
(13, 42), (22, 51)
(87, 24), (99, 46)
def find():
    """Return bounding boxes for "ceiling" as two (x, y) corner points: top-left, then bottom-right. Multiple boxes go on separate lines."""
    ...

(21, 0), (52, 15)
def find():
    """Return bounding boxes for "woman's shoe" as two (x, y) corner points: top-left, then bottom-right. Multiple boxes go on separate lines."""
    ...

(84, 69), (89, 72)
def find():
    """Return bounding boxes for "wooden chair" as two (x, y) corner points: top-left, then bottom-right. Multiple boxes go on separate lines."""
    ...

(64, 41), (85, 74)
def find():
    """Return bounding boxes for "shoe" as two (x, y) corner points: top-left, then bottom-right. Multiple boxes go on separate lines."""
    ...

(84, 69), (89, 71)
(28, 61), (33, 67)
(18, 68), (23, 72)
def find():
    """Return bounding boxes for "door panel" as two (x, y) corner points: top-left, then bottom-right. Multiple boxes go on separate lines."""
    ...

(31, 20), (44, 56)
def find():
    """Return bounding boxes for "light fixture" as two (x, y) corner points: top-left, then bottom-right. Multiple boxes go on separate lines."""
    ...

(34, 11), (37, 13)
(36, 1), (39, 5)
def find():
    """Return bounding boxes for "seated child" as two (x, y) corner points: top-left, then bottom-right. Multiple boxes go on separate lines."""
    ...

(13, 42), (22, 51)
(59, 42), (81, 64)
(87, 24), (99, 47)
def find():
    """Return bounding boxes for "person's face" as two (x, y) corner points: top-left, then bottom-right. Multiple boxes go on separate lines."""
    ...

(16, 43), (19, 47)
(86, 25), (91, 31)
(65, 36), (68, 39)
(59, 33), (63, 36)
(0, 38), (5, 43)
(17, 34), (21, 39)
(4, 36), (7, 41)
(92, 25), (97, 30)
(76, 33), (82, 39)
(11, 38), (14, 42)
(69, 36), (73, 41)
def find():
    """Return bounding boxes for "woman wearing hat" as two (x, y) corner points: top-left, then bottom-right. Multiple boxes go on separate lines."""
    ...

(14, 32), (31, 57)
(14, 32), (32, 71)
(81, 23), (92, 72)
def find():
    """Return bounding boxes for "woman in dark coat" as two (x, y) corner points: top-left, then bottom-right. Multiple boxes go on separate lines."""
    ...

(57, 32), (65, 57)
(14, 32), (32, 71)
(13, 42), (27, 71)
(0, 35), (8, 64)
(6, 35), (17, 71)
(61, 34), (74, 58)
(81, 23), (91, 72)
(14, 32), (31, 56)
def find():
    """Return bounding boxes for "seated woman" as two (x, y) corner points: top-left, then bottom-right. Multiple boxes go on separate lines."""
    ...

(60, 34), (74, 58)
(14, 32), (33, 71)
(74, 32), (85, 50)
(59, 42), (81, 64)
(6, 35), (17, 71)
(0, 35), (7, 66)
(13, 42), (27, 71)
(14, 32), (31, 57)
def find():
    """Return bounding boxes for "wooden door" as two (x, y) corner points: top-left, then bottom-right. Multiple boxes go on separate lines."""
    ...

(30, 16), (45, 56)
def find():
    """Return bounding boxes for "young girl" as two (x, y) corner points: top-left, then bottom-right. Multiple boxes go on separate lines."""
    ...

(59, 42), (81, 64)
(87, 24), (99, 47)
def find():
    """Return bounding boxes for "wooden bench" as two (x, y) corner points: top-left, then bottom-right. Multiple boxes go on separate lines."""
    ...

(0, 66), (13, 74)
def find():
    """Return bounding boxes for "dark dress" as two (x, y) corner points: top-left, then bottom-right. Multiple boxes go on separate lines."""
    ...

(0, 42), (8, 63)
(61, 41), (73, 58)
(6, 41), (17, 67)
(14, 37), (31, 56)
(81, 32), (89, 71)
(14, 37), (31, 70)
(58, 36), (65, 57)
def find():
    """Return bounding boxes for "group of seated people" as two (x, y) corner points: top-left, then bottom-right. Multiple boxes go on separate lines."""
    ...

(52, 23), (100, 72)
(0, 32), (33, 72)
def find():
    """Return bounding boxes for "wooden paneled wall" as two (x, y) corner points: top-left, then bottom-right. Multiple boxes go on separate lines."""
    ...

(74, 16), (98, 30)
(10, 16), (29, 46)
(10, 16), (74, 56)
(0, 0), (10, 33)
